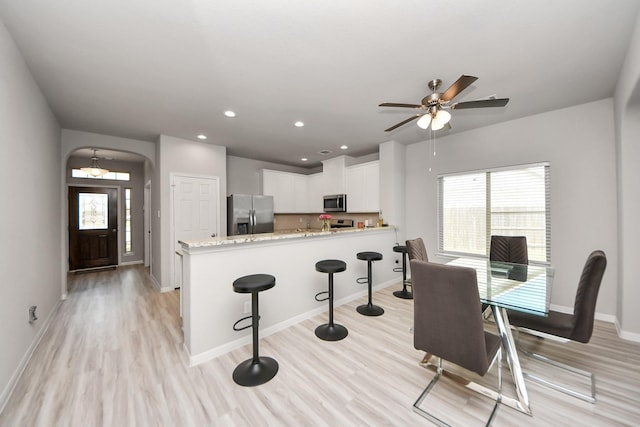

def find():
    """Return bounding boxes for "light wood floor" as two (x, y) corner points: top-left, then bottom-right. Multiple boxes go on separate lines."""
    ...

(1, 265), (639, 426)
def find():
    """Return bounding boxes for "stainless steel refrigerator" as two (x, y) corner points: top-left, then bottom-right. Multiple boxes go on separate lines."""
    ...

(227, 194), (274, 235)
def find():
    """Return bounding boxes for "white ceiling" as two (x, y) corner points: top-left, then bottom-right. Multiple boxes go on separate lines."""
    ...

(1, 0), (639, 167)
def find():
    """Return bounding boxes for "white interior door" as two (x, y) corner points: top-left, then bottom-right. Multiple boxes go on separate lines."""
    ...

(172, 174), (219, 289)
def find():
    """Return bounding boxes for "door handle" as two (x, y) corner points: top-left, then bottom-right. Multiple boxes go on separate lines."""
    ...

(211, 233), (216, 238)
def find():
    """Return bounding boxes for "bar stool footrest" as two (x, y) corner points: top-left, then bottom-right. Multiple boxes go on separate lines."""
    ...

(233, 315), (259, 331)
(314, 291), (329, 302)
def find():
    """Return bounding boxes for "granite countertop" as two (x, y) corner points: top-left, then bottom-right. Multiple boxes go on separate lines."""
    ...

(179, 226), (393, 249)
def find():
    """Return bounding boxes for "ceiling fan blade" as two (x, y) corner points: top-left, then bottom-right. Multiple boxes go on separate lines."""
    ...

(384, 114), (422, 132)
(440, 75), (478, 102)
(379, 102), (424, 108)
(450, 98), (510, 110)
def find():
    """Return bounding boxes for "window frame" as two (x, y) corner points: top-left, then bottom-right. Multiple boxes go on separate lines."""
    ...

(437, 162), (551, 264)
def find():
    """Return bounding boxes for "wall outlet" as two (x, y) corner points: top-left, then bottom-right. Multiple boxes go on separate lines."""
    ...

(243, 300), (251, 314)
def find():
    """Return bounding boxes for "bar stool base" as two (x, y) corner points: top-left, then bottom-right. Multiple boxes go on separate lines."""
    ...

(393, 289), (413, 299)
(232, 357), (279, 387)
(357, 303), (384, 316)
(315, 323), (348, 341)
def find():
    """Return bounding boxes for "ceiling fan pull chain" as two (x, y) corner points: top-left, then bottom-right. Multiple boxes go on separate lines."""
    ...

(428, 129), (434, 173)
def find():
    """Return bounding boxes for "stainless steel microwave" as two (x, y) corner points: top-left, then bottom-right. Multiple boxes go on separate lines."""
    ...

(323, 194), (347, 212)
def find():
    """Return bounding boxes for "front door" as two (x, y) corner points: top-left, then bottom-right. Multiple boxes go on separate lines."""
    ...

(69, 187), (118, 270)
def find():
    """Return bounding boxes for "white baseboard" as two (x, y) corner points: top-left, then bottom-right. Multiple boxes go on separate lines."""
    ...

(187, 279), (395, 366)
(120, 260), (143, 266)
(615, 318), (640, 343)
(148, 273), (162, 292)
(0, 299), (62, 414)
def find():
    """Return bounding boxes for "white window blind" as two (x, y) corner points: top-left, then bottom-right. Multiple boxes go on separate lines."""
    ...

(438, 163), (550, 263)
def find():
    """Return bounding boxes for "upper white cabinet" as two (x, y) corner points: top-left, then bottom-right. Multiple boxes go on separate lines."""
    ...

(261, 169), (316, 213)
(260, 158), (379, 213)
(321, 156), (348, 195)
(346, 161), (380, 212)
(307, 173), (324, 212)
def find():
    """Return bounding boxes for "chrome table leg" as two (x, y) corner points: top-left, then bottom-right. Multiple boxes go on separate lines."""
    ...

(492, 306), (532, 416)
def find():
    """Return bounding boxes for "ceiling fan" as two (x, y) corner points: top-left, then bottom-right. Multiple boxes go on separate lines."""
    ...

(379, 75), (509, 132)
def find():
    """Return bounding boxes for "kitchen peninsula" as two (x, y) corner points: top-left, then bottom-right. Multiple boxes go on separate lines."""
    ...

(179, 226), (398, 365)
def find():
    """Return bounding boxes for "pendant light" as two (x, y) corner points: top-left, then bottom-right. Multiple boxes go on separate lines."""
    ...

(81, 149), (109, 177)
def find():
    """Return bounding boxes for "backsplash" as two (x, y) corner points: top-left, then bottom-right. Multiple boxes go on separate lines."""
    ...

(274, 212), (381, 231)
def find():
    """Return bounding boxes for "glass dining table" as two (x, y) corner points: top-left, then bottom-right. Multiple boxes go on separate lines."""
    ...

(447, 257), (554, 416)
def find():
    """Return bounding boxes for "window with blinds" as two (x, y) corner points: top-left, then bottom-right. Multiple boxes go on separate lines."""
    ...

(438, 163), (550, 263)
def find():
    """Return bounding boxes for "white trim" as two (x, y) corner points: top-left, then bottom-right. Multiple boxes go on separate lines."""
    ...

(436, 161), (551, 179)
(186, 279), (395, 366)
(148, 273), (162, 292)
(120, 260), (143, 267)
(0, 299), (62, 414)
(615, 318), (640, 343)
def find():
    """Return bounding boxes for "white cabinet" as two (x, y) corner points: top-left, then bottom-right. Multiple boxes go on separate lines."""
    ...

(307, 173), (323, 212)
(261, 169), (313, 213)
(321, 156), (348, 195)
(260, 159), (378, 213)
(346, 161), (380, 212)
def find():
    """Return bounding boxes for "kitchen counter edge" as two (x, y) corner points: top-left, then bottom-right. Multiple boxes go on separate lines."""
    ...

(179, 226), (395, 249)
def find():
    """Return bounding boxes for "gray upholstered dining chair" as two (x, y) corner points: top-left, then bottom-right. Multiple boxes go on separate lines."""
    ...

(411, 259), (503, 425)
(485, 235), (529, 313)
(506, 250), (607, 403)
(406, 238), (431, 364)
(490, 235), (529, 264)
(406, 237), (429, 262)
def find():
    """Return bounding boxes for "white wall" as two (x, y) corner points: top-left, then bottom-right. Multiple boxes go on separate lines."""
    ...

(405, 98), (619, 318)
(379, 140), (406, 244)
(156, 135), (227, 290)
(0, 21), (61, 409)
(614, 12), (640, 338)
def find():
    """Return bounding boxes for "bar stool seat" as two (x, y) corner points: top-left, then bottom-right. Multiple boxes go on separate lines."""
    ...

(314, 259), (348, 341)
(392, 245), (413, 299)
(356, 251), (384, 316)
(232, 274), (278, 387)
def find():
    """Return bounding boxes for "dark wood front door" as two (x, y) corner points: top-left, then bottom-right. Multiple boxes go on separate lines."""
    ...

(68, 187), (118, 270)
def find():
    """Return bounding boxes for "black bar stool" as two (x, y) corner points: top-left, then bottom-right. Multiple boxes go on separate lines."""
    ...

(392, 245), (413, 299)
(356, 251), (384, 316)
(232, 273), (278, 386)
(314, 259), (348, 341)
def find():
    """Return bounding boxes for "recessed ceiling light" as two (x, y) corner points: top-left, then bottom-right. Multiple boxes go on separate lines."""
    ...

(340, 145), (348, 150)
(318, 149), (332, 155)
(224, 110), (236, 118)
(294, 121), (304, 127)
(301, 157), (308, 162)
(197, 134), (207, 140)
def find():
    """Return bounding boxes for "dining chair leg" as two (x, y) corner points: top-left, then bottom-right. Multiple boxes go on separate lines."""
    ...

(520, 348), (596, 403)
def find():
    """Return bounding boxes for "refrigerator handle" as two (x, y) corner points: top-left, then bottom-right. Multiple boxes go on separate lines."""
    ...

(250, 209), (256, 232)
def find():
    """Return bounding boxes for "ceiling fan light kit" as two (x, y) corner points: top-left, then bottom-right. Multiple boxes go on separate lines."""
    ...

(80, 149), (109, 177)
(416, 114), (431, 129)
(379, 75), (509, 132)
